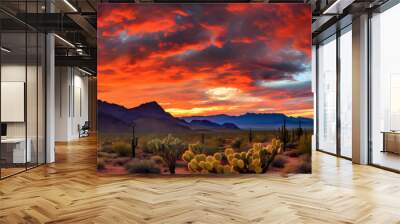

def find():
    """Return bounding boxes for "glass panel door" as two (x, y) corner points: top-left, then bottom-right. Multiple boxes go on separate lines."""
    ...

(370, 4), (400, 171)
(339, 27), (352, 158)
(317, 35), (337, 154)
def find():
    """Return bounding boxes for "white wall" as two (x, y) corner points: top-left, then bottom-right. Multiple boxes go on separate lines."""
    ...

(55, 67), (89, 141)
(1, 65), (42, 138)
(55, 67), (70, 141)
(1, 65), (26, 138)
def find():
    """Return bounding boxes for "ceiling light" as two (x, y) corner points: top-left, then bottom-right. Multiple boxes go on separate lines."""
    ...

(54, 34), (75, 48)
(78, 67), (93, 76)
(1, 47), (11, 53)
(323, 0), (341, 14)
(323, 0), (355, 15)
(63, 0), (78, 12)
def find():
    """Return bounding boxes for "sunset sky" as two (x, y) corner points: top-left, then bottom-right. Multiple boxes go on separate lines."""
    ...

(98, 4), (312, 118)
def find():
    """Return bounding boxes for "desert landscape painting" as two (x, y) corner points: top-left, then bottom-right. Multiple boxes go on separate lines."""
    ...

(97, 3), (312, 175)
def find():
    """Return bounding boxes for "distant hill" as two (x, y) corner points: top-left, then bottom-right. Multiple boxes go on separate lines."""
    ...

(181, 113), (313, 130)
(98, 100), (313, 133)
(189, 120), (240, 131)
(98, 100), (191, 134)
(97, 111), (131, 133)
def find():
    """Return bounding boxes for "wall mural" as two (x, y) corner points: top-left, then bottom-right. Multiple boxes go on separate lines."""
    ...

(97, 3), (312, 175)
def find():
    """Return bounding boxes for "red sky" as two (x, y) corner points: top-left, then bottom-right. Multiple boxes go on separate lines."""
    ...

(98, 4), (313, 118)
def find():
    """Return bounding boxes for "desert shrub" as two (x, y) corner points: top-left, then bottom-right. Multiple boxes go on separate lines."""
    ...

(147, 134), (186, 174)
(98, 152), (118, 159)
(298, 134), (312, 155)
(125, 159), (161, 174)
(271, 155), (288, 168)
(284, 149), (301, 158)
(141, 141), (153, 154)
(296, 161), (312, 173)
(101, 142), (113, 153)
(112, 158), (131, 166)
(97, 151), (109, 158)
(188, 143), (221, 155)
(103, 158), (112, 163)
(231, 138), (243, 150)
(150, 155), (165, 165)
(213, 137), (226, 147)
(300, 154), (311, 163)
(286, 143), (297, 148)
(113, 142), (131, 157)
(255, 135), (268, 143)
(97, 159), (106, 171)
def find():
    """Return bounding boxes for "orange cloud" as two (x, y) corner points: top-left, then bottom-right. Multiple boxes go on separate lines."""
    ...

(98, 4), (313, 118)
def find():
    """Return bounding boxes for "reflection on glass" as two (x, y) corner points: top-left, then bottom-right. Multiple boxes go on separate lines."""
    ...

(318, 36), (337, 154)
(340, 28), (352, 158)
(1, 31), (27, 177)
(371, 4), (400, 171)
(27, 31), (38, 169)
(0, 1), (47, 179)
(38, 33), (46, 165)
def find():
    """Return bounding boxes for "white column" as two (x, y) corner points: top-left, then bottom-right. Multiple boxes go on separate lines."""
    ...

(45, 0), (56, 163)
(46, 32), (55, 163)
(312, 45), (317, 151)
(352, 14), (369, 164)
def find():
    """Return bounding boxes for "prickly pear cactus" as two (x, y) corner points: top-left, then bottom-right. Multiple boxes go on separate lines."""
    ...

(183, 138), (283, 174)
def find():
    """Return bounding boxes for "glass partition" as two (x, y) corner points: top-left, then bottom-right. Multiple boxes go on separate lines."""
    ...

(38, 32), (45, 165)
(339, 27), (352, 158)
(1, 30), (28, 177)
(27, 31), (38, 169)
(370, 4), (400, 171)
(317, 35), (337, 154)
(0, 1), (46, 179)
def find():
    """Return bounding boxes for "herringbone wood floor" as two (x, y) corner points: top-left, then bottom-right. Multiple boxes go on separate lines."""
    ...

(1, 136), (400, 224)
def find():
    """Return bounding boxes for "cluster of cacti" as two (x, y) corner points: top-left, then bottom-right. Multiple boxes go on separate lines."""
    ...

(146, 134), (186, 174)
(182, 138), (283, 174)
(183, 151), (230, 174)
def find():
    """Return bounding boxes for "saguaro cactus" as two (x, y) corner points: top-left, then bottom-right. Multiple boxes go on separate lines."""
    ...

(201, 133), (205, 144)
(248, 129), (253, 143)
(131, 124), (138, 158)
(297, 120), (303, 140)
(280, 118), (288, 152)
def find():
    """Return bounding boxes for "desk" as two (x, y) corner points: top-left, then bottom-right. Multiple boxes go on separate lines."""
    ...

(381, 131), (400, 154)
(1, 138), (31, 163)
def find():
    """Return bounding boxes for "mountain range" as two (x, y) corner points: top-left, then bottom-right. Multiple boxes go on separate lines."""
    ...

(98, 100), (313, 134)
(181, 113), (313, 130)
